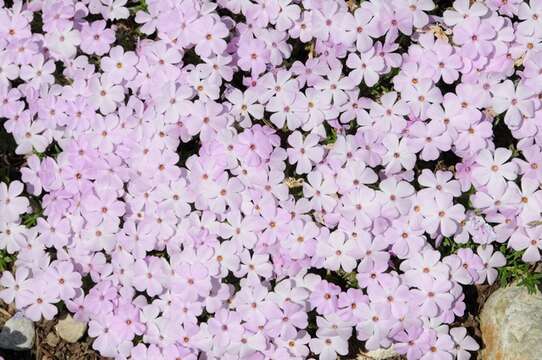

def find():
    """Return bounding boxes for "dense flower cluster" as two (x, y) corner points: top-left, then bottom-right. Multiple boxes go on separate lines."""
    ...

(0, 0), (541, 358)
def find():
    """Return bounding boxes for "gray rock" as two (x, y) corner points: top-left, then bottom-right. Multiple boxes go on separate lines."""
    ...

(358, 347), (400, 359)
(55, 315), (86, 343)
(0, 312), (35, 351)
(480, 284), (542, 360)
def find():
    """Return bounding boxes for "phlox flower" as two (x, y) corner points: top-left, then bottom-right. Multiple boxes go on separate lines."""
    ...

(193, 16), (229, 57)
(309, 334), (349, 360)
(394, 325), (432, 359)
(516, 145), (542, 181)
(472, 148), (518, 192)
(407, 120), (452, 161)
(283, 219), (319, 260)
(0, 53), (19, 86)
(418, 170), (461, 199)
(303, 170), (338, 212)
(421, 330), (454, 360)
(382, 134), (416, 174)
(310, 280), (340, 315)
(236, 250), (273, 285)
(402, 79), (443, 118)
(287, 131), (324, 174)
(0, 267), (32, 307)
(509, 225), (542, 263)
(370, 1), (413, 37)
(518, 1), (542, 36)
(476, 245), (506, 285)
(226, 88), (263, 126)
(491, 80), (535, 129)
(266, 92), (308, 129)
(13, 120), (50, 155)
(422, 193), (465, 237)
(0, 180), (29, 221)
(355, 301), (393, 350)
(264, 302), (308, 338)
(316, 230), (359, 272)
(44, 23), (81, 59)
(314, 65), (355, 106)
(452, 16), (496, 59)
(237, 37), (270, 76)
(346, 47), (385, 87)
(450, 327), (479, 360)
(89, 75), (125, 114)
(235, 125), (276, 166)
(80, 20), (115, 56)
(369, 91), (409, 133)
(46, 261), (82, 301)
(101, 46), (139, 83)
(411, 276), (454, 318)
(88, 313), (122, 357)
(19, 54), (55, 88)
(17, 280), (59, 321)
(0, 0), (539, 358)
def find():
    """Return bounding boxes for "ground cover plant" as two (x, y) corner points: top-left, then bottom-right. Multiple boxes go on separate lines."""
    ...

(0, 0), (542, 359)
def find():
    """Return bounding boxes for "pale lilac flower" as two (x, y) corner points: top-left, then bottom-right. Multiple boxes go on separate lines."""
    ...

(492, 80), (535, 128)
(477, 245), (506, 285)
(0, 181), (29, 221)
(472, 148), (518, 192)
(80, 20), (115, 56)
(287, 131), (324, 174)
(509, 225), (542, 263)
(422, 193), (465, 237)
(346, 47), (385, 87)
(450, 327), (479, 360)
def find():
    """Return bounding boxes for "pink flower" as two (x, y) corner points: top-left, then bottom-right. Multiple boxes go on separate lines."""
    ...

(492, 80), (535, 128)
(0, 267), (32, 307)
(421, 193), (465, 237)
(316, 230), (359, 272)
(450, 327), (479, 360)
(369, 91), (409, 133)
(346, 47), (385, 87)
(310, 280), (340, 315)
(88, 313), (121, 357)
(472, 148), (518, 192)
(509, 225), (542, 262)
(0, 180), (29, 221)
(453, 16), (496, 59)
(89, 75), (125, 114)
(13, 120), (50, 155)
(421, 330), (454, 360)
(193, 16), (229, 57)
(287, 131), (324, 174)
(237, 37), (270, 76)
(226, 88), (264, 126)
(101, 46), (139, 83)
(355, 301), (393, 350)
(382, 134), (416, 174)
(19, 54), (55, 88)
(18, 280), (59, 321)
(44, 23), (81, 59)
(47, 261), (82, 301)
(309, 334), (349, 360)
(235, 126), (275, 166)
(407, 120), (452, 161)
(80, 20), (116, 56)
(477, 245), (506, 285)
(411, 276), (454, 317)
(303, 170), (338, 212)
